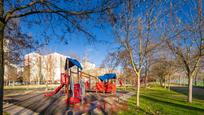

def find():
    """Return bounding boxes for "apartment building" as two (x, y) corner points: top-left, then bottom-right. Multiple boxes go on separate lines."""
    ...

(24, 52), (66, 84)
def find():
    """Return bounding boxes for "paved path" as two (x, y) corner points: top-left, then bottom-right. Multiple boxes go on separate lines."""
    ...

(3, 102), (38, 115)
(3, 91), (135, 115)
(170, 86), (204, 100)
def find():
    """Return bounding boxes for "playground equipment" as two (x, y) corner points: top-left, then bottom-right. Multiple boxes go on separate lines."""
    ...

(96, 73), (117, 93)
(45, 57), (84, 104)
(79, 71), (98, 91)
(44, 57), (117, 104)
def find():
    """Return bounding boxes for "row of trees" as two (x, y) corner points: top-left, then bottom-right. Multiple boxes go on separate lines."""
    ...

(103, 0), (203, 107)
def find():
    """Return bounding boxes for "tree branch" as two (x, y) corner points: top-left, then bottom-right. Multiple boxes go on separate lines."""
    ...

(6, 1), (120, 22)
(5, 0), (42, 21)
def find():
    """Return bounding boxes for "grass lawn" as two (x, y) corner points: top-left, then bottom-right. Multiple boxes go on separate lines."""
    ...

(118, 87), (204, 115)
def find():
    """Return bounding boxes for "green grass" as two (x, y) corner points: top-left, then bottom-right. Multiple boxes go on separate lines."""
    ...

(118, 87), (204, 115)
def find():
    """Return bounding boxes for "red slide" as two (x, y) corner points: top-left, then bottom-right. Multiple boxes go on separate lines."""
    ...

(44, 84), (64, 96)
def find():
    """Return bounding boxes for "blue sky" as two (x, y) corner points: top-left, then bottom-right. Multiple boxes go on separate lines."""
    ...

(45, 29), (116, 67)
(19, 0), (202, 67)
(20, 18), (117, 67)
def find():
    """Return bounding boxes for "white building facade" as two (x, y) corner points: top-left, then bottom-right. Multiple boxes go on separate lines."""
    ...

(24, 52), (66, 84)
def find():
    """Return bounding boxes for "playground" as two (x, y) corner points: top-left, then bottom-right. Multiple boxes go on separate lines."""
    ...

(3, 57), (133, 114)
(4, 90), (133, 114)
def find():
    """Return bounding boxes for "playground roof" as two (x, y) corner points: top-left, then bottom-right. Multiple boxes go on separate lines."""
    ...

(98, 73), (117, 81)
(65, 58), (83, 70)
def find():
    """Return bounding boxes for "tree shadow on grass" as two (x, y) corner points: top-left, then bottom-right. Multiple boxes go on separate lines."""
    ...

(170, 86), (204, 100)
(127, 99), (155, 115)
(141, 95), (204, 112)
(146, 93), (187, 103)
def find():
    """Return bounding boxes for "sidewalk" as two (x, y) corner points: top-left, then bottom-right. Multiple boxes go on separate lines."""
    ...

(3, 102), (38, 115)
(3, 91), (135, 115)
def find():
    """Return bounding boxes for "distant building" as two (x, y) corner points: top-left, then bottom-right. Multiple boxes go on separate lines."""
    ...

(24, 52), (66, 84)
(4, 63), (18, 85)
(41, 52), (66, 82)
(82, 58), (96, 70)
(24, 52), (41, 84)
(4, 39), (18, 85)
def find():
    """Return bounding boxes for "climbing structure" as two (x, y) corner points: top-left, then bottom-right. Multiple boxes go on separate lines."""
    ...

(44, 57), (117, 105)
(45, 57), (84, 104)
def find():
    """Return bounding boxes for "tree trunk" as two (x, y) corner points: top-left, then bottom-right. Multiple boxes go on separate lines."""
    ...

(144, 74), (148, 88)
(0, 0), (5, 111)
(136, 73), (140, 107)
(194, 68), (199, 87)
(0, 21), (5, 115)
(144, 67), (148, 88)
(164, 76), (166, 88)
(159, 79), (162, 87)
(168, 74), (171, 91)
(159, 77), (163, 87)
(194, 74), (197, 86)
(179, 76), (181, 86)
(188, 76), (193, 103)
(45, 81), (48, 91)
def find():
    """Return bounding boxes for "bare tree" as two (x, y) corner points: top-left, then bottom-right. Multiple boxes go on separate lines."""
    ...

(151, 56), (176, 88)
(151, 59), (168, 87)
(165, 0), (203, 103)
(106, 0), (162, 107)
